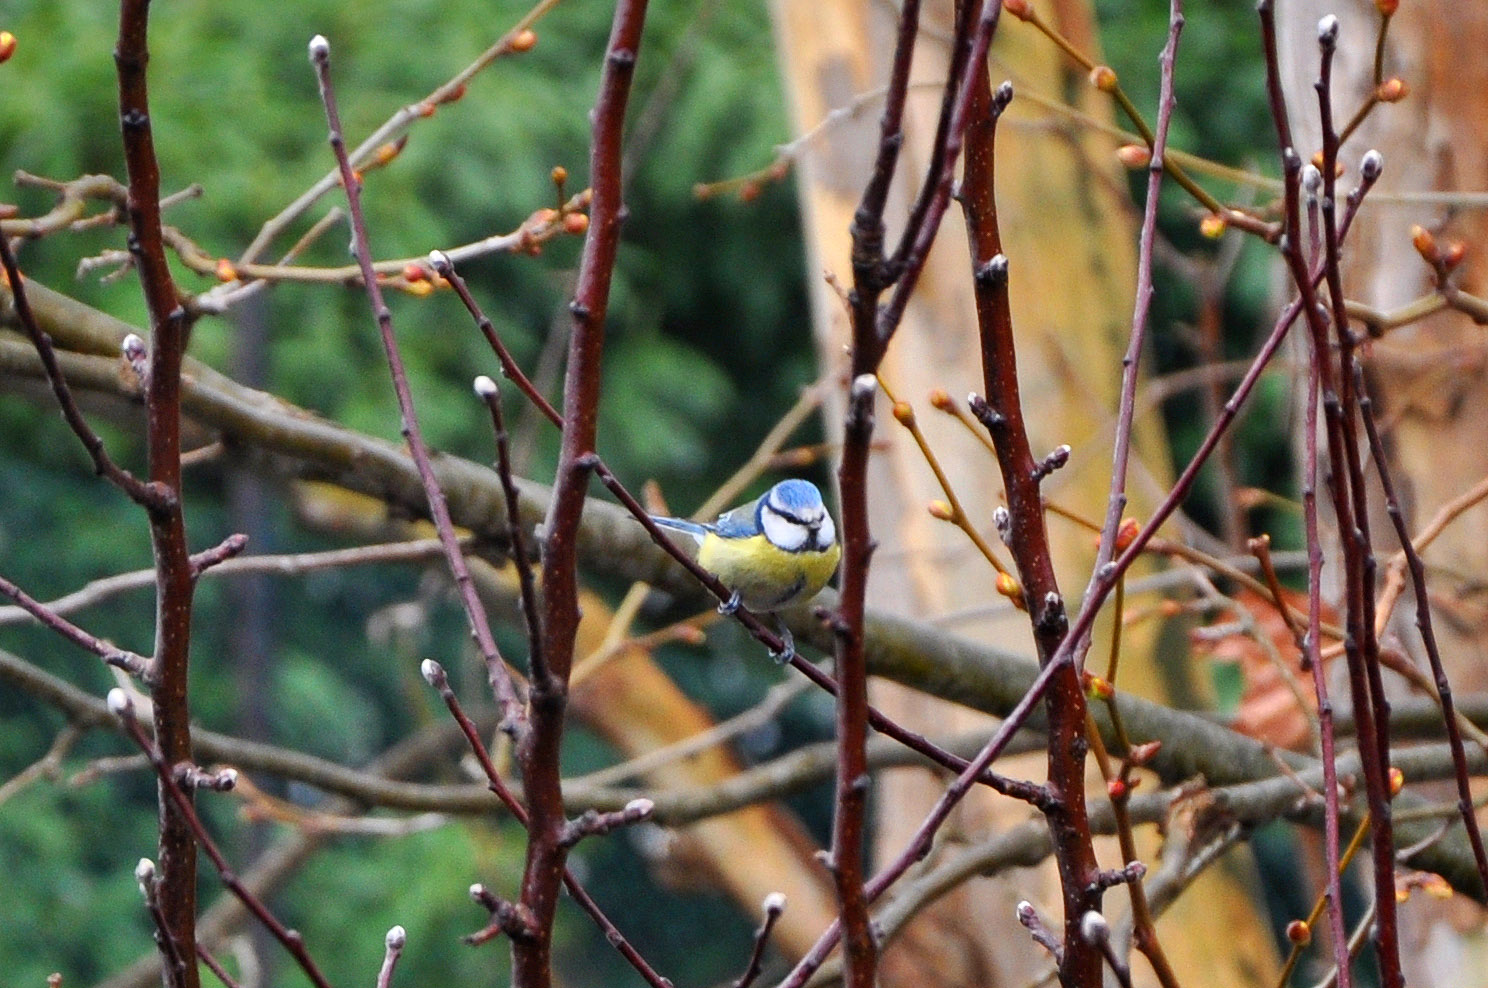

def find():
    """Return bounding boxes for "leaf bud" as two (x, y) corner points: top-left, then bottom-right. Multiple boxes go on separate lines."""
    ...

(511, 29), (538, 53)
(215, 258), (238, 283)
(1116, 144), (1151, 169)
(1377, 77), (1409, 103)
(1003, 0), (1032, 19)
(1286, 920), (1312, 945)
(1114, 517), (1141, 552)
(1083, 673), (1114, 702)
(1360, 149), (1384, 181)
(1317, 15), (1340, 49)
(1199, 214), (1227, 239)
(1443, 241), (1468, 270)
(0, 31), (16, 64)
(927, 499), (955, 521)
(1388, 765), (1405, 797)
(1079, 911), (1110, 945)
(928, 388), (954, 411)
(1089, 65), (1118, 93)
(1411, 225), (1440, 264)
(1375, 0), (1399, 13)
(1423, 874), (1453, 899)
(563, 211), (589, 235)
(892, 401), (916, 427)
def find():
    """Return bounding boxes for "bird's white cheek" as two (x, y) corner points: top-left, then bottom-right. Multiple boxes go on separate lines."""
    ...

(761, 510), (808, 551)
(817, 515), (836, 548)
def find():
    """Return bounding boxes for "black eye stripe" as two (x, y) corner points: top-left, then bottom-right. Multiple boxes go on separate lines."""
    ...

(767, 503), (818, 528)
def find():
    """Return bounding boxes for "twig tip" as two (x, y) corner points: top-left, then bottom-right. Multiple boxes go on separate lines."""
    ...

(308, 34), (330, 62)
(106, 687), (133, 717)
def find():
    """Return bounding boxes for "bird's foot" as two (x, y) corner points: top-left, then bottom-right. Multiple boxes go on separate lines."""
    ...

(769, 621), (796, 665)
(717, 590), (742, 616)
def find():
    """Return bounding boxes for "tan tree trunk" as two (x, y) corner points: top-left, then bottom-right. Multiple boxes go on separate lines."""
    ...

(1278, 3), (1488, 983)
(772, 1), (1278, 984)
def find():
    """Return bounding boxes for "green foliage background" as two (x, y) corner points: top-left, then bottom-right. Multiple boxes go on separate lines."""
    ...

(0, 1), (1283, 986)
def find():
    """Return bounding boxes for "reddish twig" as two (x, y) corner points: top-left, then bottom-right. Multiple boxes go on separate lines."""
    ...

(959, 9), (1103, 980)
(0, 235), (158, 505)
(0, 572), (152, 676)
(376, 926), (406, 988)
(307, 35), (526, 736)
(1356, 368), (1488, 894)
(472, 372), (544, 679)
(115, 3), (204, 979)
(519, 1), (649, 984)
(420, 661), (674, 988)
(1313, 20), (1400, 984)
(732, 893), (787, 988)
(109, 690), (334, 988)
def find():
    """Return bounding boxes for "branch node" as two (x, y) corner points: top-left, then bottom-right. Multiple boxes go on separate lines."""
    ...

(173, 762), (239, 792)
(974, 254), (1009, 286)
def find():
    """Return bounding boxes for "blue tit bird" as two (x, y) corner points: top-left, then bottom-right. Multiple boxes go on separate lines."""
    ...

(651, 479), (841, 661)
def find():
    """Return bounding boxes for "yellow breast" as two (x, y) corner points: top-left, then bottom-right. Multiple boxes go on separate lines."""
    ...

(696, 533), (840, 612)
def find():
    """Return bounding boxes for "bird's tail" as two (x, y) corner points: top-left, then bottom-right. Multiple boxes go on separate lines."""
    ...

(649, 516), (710, 544)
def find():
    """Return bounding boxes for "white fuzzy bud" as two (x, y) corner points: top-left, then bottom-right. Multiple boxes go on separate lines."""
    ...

(1079, 910), (1110, 945)
(1361, 149), (1384, 181)
(106, 688), (133, 717)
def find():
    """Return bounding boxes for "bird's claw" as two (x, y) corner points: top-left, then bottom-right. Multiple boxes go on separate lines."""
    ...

(717, 590), (742, 616)
(769, 624), (796, 665)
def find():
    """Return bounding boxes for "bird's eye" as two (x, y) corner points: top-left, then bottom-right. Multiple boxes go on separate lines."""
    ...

(760, 506), (809, 551)
(817, 513), (836, 546)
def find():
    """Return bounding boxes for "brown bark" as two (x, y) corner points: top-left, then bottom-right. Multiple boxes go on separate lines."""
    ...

(1278, 3), (1488, 983)
(771, 0), (1279, 984)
